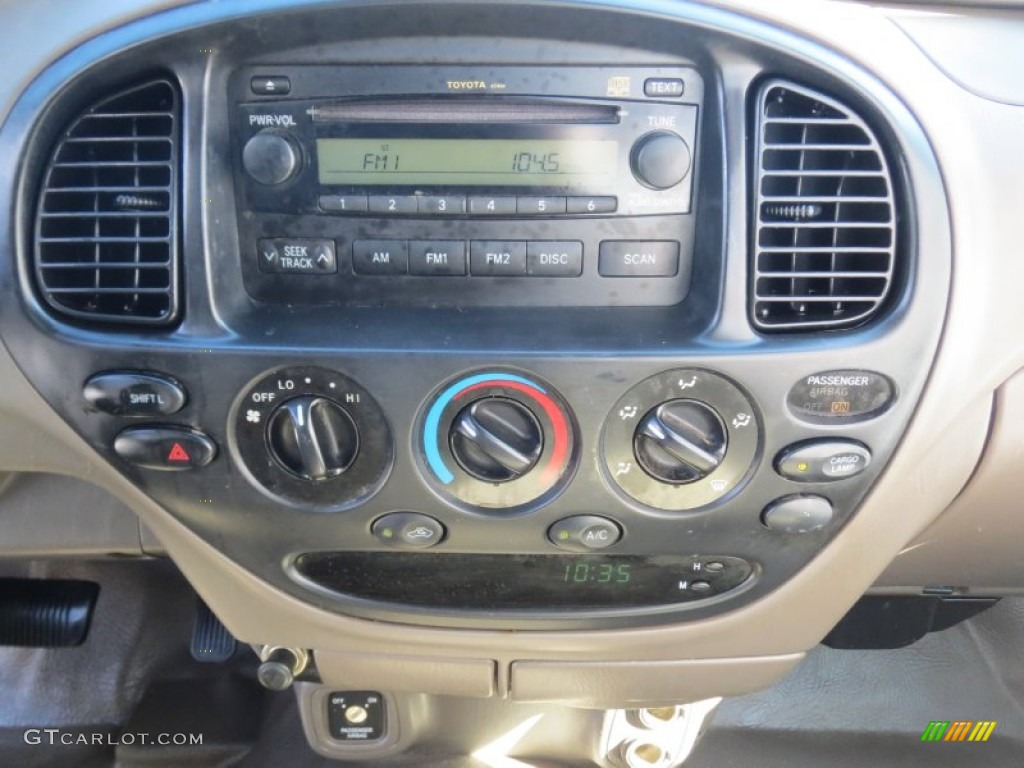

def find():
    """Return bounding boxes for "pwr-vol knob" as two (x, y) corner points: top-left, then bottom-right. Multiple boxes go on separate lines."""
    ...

(419, 371), (577, 512)
(243, 131), (301, 186)
(234, 366), (392, 509)
(267, 396), (359, 481)
(634, 400), (727, 484)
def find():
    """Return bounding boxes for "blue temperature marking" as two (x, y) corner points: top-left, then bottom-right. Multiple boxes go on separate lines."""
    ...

(424, 373), (545, 484)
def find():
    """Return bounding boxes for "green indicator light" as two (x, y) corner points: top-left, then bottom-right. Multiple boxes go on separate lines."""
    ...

(382, 528), (394, 539)
(558, 531), (571, 541)
(797, 462), (809, 472)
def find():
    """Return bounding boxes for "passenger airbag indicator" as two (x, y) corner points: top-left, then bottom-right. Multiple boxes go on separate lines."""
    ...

(787, 370), (895, 424)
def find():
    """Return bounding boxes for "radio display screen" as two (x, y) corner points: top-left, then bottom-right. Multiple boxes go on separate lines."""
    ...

(316, 138), (618, 188)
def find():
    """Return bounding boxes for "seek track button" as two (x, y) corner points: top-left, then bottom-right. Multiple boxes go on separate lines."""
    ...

(258, 238), (337, 274)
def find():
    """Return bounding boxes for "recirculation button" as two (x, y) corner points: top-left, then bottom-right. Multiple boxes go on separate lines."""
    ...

(372, 513), (445, 549)
(113, 427), (217, 470)
(548, 515), (622, 552)
(775, 439), (871, 482)
(84, 371), (186, 417)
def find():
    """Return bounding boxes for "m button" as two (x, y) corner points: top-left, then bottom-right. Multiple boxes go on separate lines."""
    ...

(598, 241), (680, 277)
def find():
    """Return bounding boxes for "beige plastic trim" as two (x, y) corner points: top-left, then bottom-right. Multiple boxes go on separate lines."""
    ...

(878, 369), (1024, 589)
(315, 651), (497, 698)
(509, 655), (803, 708)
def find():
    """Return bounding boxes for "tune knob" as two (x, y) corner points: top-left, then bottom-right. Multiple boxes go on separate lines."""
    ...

(449, 397), (544, 483)
(630, 131), (691, 190)
(242, 131), (301, 186)
(634, 400), (727, 484)
(267, 396), (359, 481)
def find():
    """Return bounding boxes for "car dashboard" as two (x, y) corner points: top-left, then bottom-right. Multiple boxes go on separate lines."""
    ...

(0, 0), (1022, 764)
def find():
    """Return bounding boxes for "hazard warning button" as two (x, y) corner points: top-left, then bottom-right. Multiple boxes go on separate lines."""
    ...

(113, 426), (217, 470)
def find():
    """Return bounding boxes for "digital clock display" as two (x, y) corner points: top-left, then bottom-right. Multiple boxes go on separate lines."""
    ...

(315, 139), (618, 188)
(292, 553), (753, 612)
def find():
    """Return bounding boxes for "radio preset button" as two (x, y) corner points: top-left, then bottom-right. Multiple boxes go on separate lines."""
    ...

(368, 195), (417, 215)
(259, 239), (337, 275)
(409, 240), (467, 276)
(468, 196), (517, 215)
(643, 77), (685, 98)
(517, 196), (567, 215)
(598, 241), (679, 277)
(567, 196), (618, 214)
(527, 241), (583, 277)
(250, 76), (291, 96)
(352, 240), (408, 276)
(319, 195), (368, 213)
(470, 241), (527, 276)
(418, 195), (466, 215)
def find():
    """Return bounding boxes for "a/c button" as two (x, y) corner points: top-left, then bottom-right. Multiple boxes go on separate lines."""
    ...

(548, 515), (622, 552)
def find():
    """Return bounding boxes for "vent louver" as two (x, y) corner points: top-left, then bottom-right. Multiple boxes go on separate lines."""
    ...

(34, 80), (180, 326)
(752, 81), (897, 331)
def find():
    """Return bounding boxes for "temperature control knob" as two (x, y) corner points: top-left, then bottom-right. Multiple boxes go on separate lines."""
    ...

(449, 397), (543, 483)
(634, 400), (727, 484)
(630, 131), (691, 190)
(267, 396), (359, 481)
(243, 131), (301, 186)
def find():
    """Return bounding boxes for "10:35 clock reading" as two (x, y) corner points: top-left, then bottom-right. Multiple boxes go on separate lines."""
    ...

(316, 138), (618, 188)
(563, 562), (632, 584)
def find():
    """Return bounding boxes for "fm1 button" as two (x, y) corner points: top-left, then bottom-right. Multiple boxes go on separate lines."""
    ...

(548, 515), (622, 552)
(775, 439), (871, 482)
(372, 513), (445, 549)
(761, 495), (833, 534)
(113, 427), (217, 470)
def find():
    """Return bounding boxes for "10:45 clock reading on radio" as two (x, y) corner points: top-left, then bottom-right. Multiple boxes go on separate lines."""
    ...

(316, 138), (618, 188)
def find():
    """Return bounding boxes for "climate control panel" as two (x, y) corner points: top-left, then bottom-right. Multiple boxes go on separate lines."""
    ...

(54, 357), (900, 629)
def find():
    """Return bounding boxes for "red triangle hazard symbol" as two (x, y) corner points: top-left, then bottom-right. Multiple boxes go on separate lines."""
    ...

(167, 442), (191, 462)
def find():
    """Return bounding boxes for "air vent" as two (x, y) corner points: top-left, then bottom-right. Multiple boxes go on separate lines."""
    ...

(34, 79), (180, 326)
(752, 81), (897, 331)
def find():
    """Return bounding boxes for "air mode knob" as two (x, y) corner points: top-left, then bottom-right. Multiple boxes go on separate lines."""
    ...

(267, 396), (359, 481)
(634, 400), (727, 484)
(242, 131), (301, 186)
(630, 131), (691, 190)
(449, 397), (544, 483)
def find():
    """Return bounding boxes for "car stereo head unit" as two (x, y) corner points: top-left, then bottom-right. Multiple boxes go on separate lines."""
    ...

(230, 66), (704, 308)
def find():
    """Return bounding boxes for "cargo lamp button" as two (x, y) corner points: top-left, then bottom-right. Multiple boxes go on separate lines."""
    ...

(548, 515), (622, 552)
(775, 439), (871, 483)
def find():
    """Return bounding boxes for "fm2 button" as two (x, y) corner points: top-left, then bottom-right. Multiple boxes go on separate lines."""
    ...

(84, 371), (186, 417)
(372, 513), (445, 549)
(775, 439), (872, 482)
(548, 515), (622, 552)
